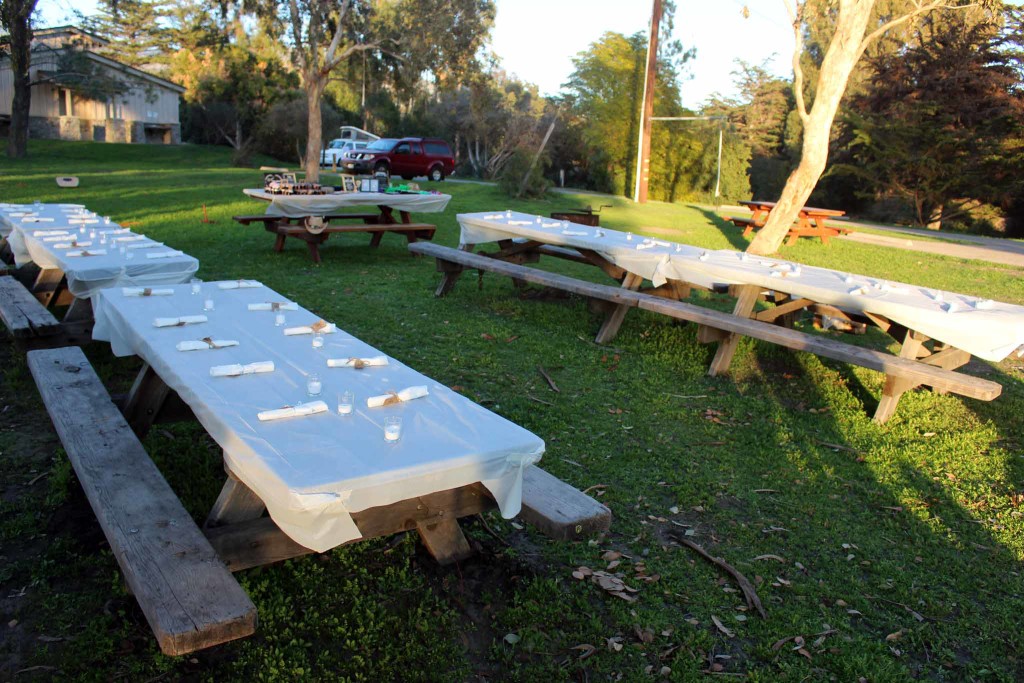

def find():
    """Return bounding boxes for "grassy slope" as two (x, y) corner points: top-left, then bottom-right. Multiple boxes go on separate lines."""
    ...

(1, 140), (1023, 682)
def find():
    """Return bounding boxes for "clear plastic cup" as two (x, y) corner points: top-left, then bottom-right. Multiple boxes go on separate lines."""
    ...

(190, 278), (202, 295)
(307, 374), (322, 397)
(384, 416), (402, 442)
(337, 391), (354, 415)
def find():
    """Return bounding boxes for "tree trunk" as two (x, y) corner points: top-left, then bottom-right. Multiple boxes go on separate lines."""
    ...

(3, 0), (38, 159)
(747, 0), (876, 255)
(304, 75), (327, 183)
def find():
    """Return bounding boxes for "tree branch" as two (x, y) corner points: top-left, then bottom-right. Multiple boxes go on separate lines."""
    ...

(288, 0), (306, 70)
(324, 40), (381, 73)
(785, 0), (810, 124)
(856, 1), (978, 61)
(323, 0), (351, 67)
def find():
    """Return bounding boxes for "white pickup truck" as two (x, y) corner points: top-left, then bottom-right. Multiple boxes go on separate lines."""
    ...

(320, 139), (370, 167)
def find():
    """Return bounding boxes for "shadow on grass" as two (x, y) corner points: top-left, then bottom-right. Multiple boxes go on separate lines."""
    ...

(695, 206), (750, 251)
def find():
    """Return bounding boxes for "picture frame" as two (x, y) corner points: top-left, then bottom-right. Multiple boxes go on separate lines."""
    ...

(360, 178), (380, 193)
(341, 175), (357, 193)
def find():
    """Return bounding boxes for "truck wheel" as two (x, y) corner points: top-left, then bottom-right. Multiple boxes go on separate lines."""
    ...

(429, 165), (444, 182)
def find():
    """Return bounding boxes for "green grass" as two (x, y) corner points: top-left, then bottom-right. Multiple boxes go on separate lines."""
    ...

(2, 139), (1024, 681)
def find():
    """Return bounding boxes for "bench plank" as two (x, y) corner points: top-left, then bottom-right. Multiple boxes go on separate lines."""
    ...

(26, 347), (256, 656)
(0, 275), (61, 339)
(520, 466), (611, 540)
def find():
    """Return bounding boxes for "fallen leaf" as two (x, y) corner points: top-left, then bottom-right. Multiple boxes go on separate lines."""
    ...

(481, 333), (495, 341)
(601, 550), (623, 561)
(634, 625), (655, 643)
(607, 636), (624, 652)
(753, 554), (786, 562)
(886, 630), (904, 642)
(571, 643), (597, 660)
(606, 560), (621, 570)
(504, 633), (520, 645)
(711, 615), (734, 638)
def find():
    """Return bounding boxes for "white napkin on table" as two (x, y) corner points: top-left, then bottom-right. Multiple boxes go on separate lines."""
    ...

(508, 220), (533, 225)
(218, 280), (262, 290)
(210, 360), (275, 377)
(122, 287), (174, 297)
(153, 315), (207, 327)
(541, 221), (561, 228)
(367, 385), (429, 408)
(9, 212), (35, 217)
(284, 321), (336, 336)
(248, 301), (298, 312)
(42, 234), (79, 242)
(52, 241), (91, 249)
(327, 356), (388, 369)
(59, 204), (84, 208)
(35, 230), (70, 237)
(99, 228), (129, 234)
(127, 241), (163, 250)
(23, 217), (54, 223)
(176, 338), (239, 351)
(563, 230), (587, 236)
(68, 218), (99, 224)
(65, 249), (107, 257)
(257, 400), (328, 422)
(115, 235), (145, 242)
(146, 250), (185, 259)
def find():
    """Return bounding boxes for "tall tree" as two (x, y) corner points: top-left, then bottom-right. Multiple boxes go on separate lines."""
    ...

(83, 0), (170, 68)
(839, 10), (1024, 228)
(747, 0), (981, 255)
(1, 0), (38, 159)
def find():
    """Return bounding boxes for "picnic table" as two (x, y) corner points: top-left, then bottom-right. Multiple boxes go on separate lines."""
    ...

(237, 189), (450, 263)
(91, 279), (549, 558)
(730, 200), (851, 245)
(424, 211), (1018, 422)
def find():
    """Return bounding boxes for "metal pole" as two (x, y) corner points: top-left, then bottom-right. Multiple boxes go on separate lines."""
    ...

(715, 126), (723, 199)
(633, 0), (663, 203)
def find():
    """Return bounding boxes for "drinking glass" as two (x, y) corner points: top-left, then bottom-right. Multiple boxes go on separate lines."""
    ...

(337, 391), (354, 415)
(190, 278), (202, 295)
(312, 333), (324, 350)
(203, 295), (214, 311)
(274, 312), (286, 327)
(384, 416), (402, 442)
(306, 374), (322, 397)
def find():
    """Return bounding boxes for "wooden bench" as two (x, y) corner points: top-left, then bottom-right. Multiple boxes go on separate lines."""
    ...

(26, 346), (257, 655)
(232, 213), (436, 263)
(0, 275), (91, 350)
(410, 242), (1002, 423)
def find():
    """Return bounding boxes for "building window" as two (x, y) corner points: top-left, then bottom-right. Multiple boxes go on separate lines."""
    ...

(106, 99), (123, 120)
(58, 88), (70, 116)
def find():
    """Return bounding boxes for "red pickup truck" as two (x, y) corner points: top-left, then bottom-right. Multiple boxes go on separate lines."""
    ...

(340, 137), (456, 181)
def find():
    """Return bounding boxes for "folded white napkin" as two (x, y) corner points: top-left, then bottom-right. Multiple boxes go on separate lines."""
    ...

(42, 235), (78, 242)
(146, 250), (185, 259)
(23, 217), (54, 223)
(115, 235), (145, 242)
(9, 212), (34, 217)
(126, 241), (163, 250)
(327, 356), (388, 369)
(284, 321), (336, 336)
(122, 287), (174, 297)
(541, 221), (561, 228)
(248, 301), (298, 312)
(35, 230), (70, 237)
(210, 360), (275, 377)
(68, 218), (99, 224)
(482, 213), (505, 220)
(367, 385), (429, 408)
(218, 280), (262, 290)
(59, 204), (84, 208)
(99, 228), (129, 234)
(176, 338), (239, 351)
(65, 249), (107, 257)
(563, 230), (588, 236)
(258, 400), (328, 422)
(508, 220), (533, 225)
(153, 315), (207, 327)
(52, 241), (91, 249)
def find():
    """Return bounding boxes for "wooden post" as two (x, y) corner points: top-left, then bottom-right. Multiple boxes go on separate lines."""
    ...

(517, 114), (558, 199)
(707, 284), (761, 376)
(633, 0), (663, 204)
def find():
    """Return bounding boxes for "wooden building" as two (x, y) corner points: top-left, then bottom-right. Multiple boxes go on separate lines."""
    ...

(0, 26), (184, 144)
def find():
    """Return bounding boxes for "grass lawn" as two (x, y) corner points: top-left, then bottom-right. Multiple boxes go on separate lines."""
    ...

(2, 139), (1023, 682)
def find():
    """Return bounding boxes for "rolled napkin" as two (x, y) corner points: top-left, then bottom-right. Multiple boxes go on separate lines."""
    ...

(540, 221), (561, 228)
(257, 400), (328, 422)
(23, 217), (54, 223)
(9, 212), (35, 217)
(218, 280), (262, 290)
(366, 385), (429, 408)
(482, 213), (505, 219)
(327, 356), (389, 369)
(68, 218), (99, 224)
(65, 249), (107, 257)
(153, 315), (208, 328)
(176, 338), (239, 351)
(51, 241), (91, 249)
(115, 235), (145, 242)
(126, 241), (163, 250)
(210, 360), (275, 377)
(35, 230), (70, 237)
(59, 204), (84, 208)
(146, 250), (185, 259)
(508, 220), (533, 225)
(99, 228), (129, 234)
(247, 301), (299, 312)
(284, 320), (336, 336)
(122, 287), (174, 297)
(563, 230), (588, 236)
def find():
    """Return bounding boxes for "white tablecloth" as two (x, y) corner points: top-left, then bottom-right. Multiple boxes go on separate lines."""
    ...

(91, 281), (545, 552)
(11, 217), (198, 299)
(0, 203), (88, 238)
(457, 211), (1024, 362)
(243, 188), (452, 218)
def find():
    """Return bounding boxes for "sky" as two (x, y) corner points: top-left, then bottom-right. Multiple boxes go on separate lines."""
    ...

(35, 0), (794, 109)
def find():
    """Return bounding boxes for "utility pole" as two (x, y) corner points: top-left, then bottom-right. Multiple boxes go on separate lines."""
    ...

(633, 0), (663, 204)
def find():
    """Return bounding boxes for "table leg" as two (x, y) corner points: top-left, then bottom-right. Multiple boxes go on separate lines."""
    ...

(63, 296), (93, 323)
(206, 467), (267, 529)
(368, 232), (384, 248)
(708, 284), (762, 376)
(873, 329), (927, 423)
(416, 517), (473, 566)
(595, 272), (644, 344)
(122, 363), (172, 439)
(31, 268), (67, 307)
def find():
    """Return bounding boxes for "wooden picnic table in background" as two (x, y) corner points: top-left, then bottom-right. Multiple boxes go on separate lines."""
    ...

(730, 200), (852, 246)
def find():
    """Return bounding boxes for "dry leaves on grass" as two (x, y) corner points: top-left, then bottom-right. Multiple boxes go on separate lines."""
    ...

(572, 565), (641, 602)
(711, 615), (734, 638)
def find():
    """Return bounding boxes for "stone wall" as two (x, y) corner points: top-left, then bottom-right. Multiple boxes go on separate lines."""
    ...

(22, 116), (177, 145)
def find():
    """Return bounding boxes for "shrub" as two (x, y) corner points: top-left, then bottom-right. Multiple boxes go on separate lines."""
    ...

(497, 148), (549, 198)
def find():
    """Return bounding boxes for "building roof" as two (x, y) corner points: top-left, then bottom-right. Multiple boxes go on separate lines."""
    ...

(34, 26), (110, 47)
